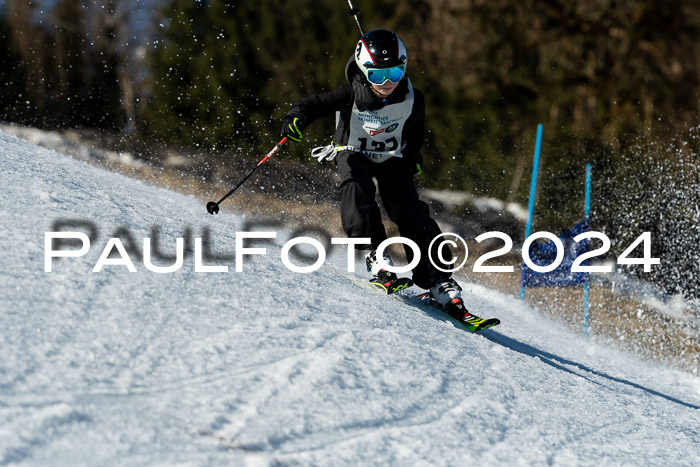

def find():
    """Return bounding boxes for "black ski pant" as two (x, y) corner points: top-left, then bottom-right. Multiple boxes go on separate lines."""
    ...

(336, 151), (452, 289)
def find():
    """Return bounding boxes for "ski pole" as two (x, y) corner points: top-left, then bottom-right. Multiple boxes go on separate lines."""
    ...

(206, 137), (288, 214)
(347, 0), (365, 36)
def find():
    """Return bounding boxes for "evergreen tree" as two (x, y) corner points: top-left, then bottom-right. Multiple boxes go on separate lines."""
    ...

(143, 0), (356, 154)
(0, 5), (29, 123)
(2, 0), (125, 130)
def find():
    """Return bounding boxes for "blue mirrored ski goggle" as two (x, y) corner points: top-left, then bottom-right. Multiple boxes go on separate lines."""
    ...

(365, 64), (406, 85)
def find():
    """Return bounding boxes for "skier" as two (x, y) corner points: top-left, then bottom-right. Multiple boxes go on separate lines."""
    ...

(280, 29), (467, 318)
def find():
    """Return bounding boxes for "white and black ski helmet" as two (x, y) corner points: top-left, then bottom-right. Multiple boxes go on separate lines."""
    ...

(355, 29), (408, 79)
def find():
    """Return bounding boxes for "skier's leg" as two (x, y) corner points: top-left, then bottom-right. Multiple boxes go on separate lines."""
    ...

(335, 151), (388, 249)
(376, 159), (452, 289)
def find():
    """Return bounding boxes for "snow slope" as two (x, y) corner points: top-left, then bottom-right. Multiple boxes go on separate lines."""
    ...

(1, 130), (699, 466)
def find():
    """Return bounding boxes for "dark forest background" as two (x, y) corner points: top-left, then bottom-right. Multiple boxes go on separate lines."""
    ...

(1, 0), (699, 300)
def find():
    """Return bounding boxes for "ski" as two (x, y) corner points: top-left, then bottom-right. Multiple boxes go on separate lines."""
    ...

(416, 292), (500, 333)
(369, 276), (413, 295)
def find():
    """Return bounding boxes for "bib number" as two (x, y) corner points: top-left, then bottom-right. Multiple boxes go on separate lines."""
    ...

(357, 137), (399, 152)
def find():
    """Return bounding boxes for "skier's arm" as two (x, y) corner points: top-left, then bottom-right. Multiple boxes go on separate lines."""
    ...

(281, 84), (354, 140)
(402, 88), (425, 174)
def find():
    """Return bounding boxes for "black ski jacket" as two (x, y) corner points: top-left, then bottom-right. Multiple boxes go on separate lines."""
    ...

(285, 58), (425, 171)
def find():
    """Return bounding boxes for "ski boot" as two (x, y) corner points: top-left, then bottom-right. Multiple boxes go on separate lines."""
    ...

(365, 249), (413, 295)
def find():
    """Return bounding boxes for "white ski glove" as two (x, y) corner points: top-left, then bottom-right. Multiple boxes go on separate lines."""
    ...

(311, 144), (339, 163)
(311, 144), (359, 163)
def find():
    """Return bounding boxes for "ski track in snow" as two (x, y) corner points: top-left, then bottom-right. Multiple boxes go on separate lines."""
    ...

(1, 130), (699, 465)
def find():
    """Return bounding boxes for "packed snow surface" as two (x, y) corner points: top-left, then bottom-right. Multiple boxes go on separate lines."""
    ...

(1, 130), (699, 465)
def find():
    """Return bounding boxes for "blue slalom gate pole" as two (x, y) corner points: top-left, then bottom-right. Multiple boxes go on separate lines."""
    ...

(583, 164), (592, 337)
(520, 124), (543, 300)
